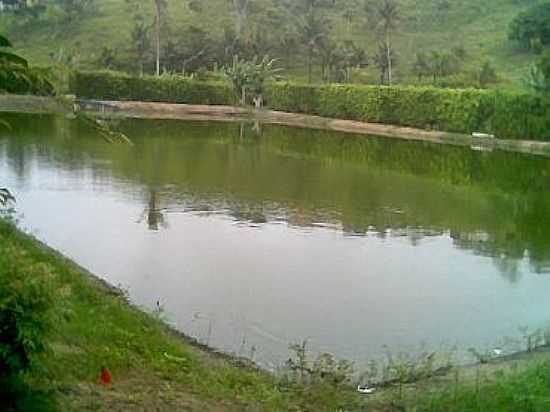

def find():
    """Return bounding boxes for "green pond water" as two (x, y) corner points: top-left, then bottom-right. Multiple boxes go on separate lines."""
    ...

(2, 112), (550, 369)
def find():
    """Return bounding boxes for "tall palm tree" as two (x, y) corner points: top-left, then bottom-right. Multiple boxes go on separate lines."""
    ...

(377, 0), (399, 85)
(228, 0), (251, 39)
(153, 0), (167, 76)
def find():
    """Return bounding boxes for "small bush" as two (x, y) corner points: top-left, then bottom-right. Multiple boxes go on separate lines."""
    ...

(0, 223), (61, 408)
(0, 248), (55, 375)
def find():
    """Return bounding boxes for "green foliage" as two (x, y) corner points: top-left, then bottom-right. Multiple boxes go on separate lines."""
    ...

(72, 71), (550, 140)
(0, 188), (15, 207)
(72, 70), (235, 104)
(0, 217), (364, 410)
(0, 221), (63, 410)
(285, 341), (354, 387)
(224, 55), (281, 106)
(478, 61), (498, 88)
(0, 246), (59, 376)
(525, 50), (550, 94)
(57, 0), (97, 24)
(266, 82), (550, 140)
(0, 34), (54, 95)
(509, 3), (550, 51)
(0, 0), (542, 87)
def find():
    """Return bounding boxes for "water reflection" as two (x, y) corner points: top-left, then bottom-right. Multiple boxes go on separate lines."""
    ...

(2, 112), (550, 365)
(139, 189), (167, 231)
(3, 113), (550, 281)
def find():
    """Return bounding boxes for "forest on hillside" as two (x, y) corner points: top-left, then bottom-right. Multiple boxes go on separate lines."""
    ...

(0, 0), (549, 88)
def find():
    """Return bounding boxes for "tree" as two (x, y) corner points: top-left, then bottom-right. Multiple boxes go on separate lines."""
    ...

(478, 61), (498, 88)
(228, 0), (251, 40)
(153, 0), (167, 76)
(412, 51), (431, 81)
(341, 0), (359, 39)
(163, 27), (212, 74)
(130, 15), (150, 76)
(57, 0), (95, 24)
(525, 51), (550, 94)
(224, 55), (281, 107)
(373, 41), (395, 84)
(412, 48), (464, 84)
(298, 8), (330, 83)
(509, 3), (550, 52)
(97, 47), (116, 70)
(318, 40), (366, 82)
(376, 0), (399, 85)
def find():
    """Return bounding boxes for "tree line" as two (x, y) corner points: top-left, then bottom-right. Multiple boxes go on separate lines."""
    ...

(3, 0), (550, 91)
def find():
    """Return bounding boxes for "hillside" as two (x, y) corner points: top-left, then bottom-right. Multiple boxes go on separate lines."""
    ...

(0, 0), (542, 88)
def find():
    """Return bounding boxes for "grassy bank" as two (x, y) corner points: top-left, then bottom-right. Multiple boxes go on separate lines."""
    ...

(72, 71), (550, 141)
(0, 218), (362, 411)
(4, 216), (550, 411)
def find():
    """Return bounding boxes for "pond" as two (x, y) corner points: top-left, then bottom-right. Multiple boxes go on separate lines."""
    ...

(2, 112), (550, 370)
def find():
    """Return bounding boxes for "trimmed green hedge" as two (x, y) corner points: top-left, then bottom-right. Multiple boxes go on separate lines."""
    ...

(71, 71), (235, 105)
(72, 71), (550, 141)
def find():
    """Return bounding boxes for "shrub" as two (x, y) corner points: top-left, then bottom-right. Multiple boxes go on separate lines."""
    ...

(0, 222), (61, 387)
(509, 3), (550, 51)
(72, 71), (550, 141)
(71, 70), (235, 105)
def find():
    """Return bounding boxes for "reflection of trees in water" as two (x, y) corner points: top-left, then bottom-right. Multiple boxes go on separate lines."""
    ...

(139, 188), (167, 231)
(5, 113), (550, 282)
(493, 255), (522, 284)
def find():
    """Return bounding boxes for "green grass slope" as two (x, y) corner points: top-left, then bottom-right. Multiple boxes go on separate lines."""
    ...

(0, 0), (542, 88)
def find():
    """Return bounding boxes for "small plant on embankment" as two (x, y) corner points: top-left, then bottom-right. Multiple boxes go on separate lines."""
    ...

(0, 221), (61, 410)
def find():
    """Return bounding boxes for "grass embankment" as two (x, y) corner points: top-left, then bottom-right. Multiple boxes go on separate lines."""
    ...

(0, 219), (361, 411)
(4, 216), (550, 411)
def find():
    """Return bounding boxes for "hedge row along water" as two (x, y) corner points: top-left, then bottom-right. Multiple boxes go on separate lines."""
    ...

(72, 71), (550, 141)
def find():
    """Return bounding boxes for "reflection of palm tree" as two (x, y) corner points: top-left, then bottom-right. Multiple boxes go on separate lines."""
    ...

(147, 189), (166, 230)
(138, 188), (168, 231)
(493, 255), (522, 284)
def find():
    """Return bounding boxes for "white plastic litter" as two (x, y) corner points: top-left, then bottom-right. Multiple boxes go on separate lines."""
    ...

(357, 385), (376, 394)
(472, 132), (495, 139)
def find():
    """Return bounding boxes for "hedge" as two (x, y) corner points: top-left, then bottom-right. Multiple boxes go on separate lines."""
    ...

(72, 71), (550, 141)
(71, 71), (235, 105)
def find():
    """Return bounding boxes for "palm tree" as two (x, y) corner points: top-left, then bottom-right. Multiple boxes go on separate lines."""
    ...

(131, 16), (150, 76)
(299, 10), (329, 83)
(377, 0), (399, 85)
(341, 0), (358, 38)
(228, 0), (251, 39)
(153, 0), (167, 76)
